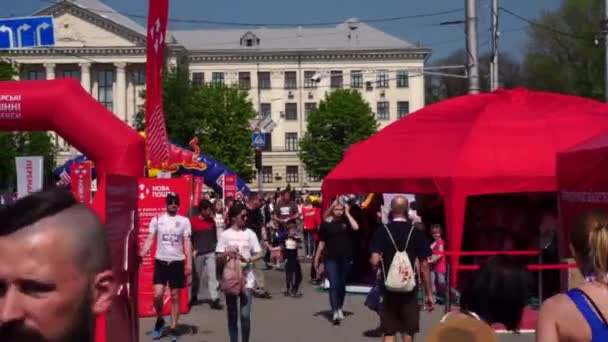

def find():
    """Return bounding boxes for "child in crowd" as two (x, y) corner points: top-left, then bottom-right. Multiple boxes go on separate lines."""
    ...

(284, 223), (303, 297)
(269, 221), (286, 270)
(428, 224), (460, 303)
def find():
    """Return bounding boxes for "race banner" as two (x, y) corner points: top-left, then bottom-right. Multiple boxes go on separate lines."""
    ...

(223, 174), (237, 200)
(137, 177), (191, 317)
(193, 176), (204, 207)
(69, 162), (92, 204)
(15, 156), (43, 198)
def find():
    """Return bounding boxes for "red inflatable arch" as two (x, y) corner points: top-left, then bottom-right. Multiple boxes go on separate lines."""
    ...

(0, 78), (145, 213)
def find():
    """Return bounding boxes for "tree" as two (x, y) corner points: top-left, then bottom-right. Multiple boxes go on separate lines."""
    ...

(300, 89), (377, 179)
(521, 0), (603, 99)
(425, 49), (522, 104)
(0, 60), (56, 190)
(135, 67), (257, 181)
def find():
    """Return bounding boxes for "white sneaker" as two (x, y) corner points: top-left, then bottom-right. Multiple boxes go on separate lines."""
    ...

(333, 311), (340, 321)
(337, 309), (344, 320)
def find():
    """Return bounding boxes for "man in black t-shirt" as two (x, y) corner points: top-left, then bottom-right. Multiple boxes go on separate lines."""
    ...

(370, 195), (434, 342)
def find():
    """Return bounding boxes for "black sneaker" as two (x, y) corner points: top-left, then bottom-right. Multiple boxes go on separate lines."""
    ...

(210, 299), (223, 310)
(283, 290), (291, 297)
(291, 291), (303, 298)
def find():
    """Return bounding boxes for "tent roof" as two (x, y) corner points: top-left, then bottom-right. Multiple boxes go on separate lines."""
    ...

(557, 131), (608, 192)
(323, 88), (608, 199)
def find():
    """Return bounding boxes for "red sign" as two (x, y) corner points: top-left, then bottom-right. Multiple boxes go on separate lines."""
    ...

(137, 177), (191, 317)
(70, 162), (92, 204)
(223, 174), (237, 200)
(145, 0), (170, 167)
(193, 176), (204, 206)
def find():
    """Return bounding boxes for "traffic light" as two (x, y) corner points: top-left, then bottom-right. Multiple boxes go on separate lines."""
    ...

(255, 148), (262, 170)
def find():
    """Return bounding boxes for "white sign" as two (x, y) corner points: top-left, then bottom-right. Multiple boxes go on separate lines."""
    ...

(16, 156), (43, 198)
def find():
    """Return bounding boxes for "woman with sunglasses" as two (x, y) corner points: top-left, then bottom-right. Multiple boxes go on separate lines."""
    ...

(216, 203), (264, 342)
(314, 199), (360, 325)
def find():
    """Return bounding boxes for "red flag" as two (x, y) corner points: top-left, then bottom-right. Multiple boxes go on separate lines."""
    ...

(145, 0), (170, 168)
(69, 162), (92, 204)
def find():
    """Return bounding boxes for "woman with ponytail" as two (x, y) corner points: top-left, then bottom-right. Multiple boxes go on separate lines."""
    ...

(537, 209), (608, 341)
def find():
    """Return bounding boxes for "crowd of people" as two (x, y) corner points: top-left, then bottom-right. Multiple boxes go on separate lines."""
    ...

(4, 186), (608, 342)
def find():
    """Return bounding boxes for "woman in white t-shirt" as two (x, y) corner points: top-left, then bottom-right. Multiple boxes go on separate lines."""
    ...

(216, 203), (264, 342)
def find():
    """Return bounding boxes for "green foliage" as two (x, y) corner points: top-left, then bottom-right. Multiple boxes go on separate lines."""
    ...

(522, 0), (603, 99)
(0, 61), (56, 190)
(135, 68), (257, 181)
(299, 89), (377, 179)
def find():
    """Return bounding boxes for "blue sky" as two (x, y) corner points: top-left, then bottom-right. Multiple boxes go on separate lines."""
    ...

(2, 0), (561, 61)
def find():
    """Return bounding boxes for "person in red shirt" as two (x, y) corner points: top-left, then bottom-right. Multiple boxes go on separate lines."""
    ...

(301, 197), (321, 259)
(190, 199), (223, 310)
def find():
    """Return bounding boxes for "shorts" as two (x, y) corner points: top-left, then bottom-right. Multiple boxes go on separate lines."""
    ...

(154, 259), (186, 289)
(380, 290), (420, 336)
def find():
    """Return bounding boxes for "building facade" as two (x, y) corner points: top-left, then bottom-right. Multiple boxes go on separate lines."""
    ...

(1, 0), (430, 192)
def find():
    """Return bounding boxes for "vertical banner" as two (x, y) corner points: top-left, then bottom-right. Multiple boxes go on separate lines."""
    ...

(223, 174), (237, 200)
(193, 176), (205, 206)
(15, 156), (43, 198)
(103, 175), (139, 342)
(145, 0), (170, 167)
(69, 162), (92, 204)
(137, 177), (192, 317)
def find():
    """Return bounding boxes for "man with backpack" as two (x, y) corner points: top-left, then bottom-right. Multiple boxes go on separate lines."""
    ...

(370, 195), (434, 342)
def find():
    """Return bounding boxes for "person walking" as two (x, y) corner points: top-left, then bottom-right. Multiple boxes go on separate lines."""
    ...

(314, 199), (359, 325)
(216, 203), (265, 342)
(246, 194), (272, 299)
(190, 199), (222, 310)
(537, 209), (608, 341)
(370, 195), (433, 342)
(140, 193), (192, 341)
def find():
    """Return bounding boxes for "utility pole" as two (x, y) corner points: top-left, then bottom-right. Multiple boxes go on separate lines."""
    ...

(465, 0), (480, 94)
(490, 0), (499, 91)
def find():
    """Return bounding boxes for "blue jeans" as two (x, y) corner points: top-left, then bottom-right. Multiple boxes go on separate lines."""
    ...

(225, 289), (253, 342)
(325, 257), (352, 312)
(303, 230), (315, 256)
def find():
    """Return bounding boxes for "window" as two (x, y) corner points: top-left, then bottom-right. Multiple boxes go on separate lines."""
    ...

(284, 71), (297, 89)
(351, 70), (363, 88)
(376, 70), (389, 88)
(260, 103), (271, 119)
(397, 101), (410, 118)
(132, 69), (146, 85)
(212, 72), (224, 85)
(285, 132), (298, 151)
(285, 103), (297, 121)
(330, 70), (343, 89)
(397, 70), (409, 88)
(240, 32), (260, 47)
(262, 166), (273, 183)
(239, 72), (251, 89)
(97, 70), (114, 111)
(261, 133), (272, 151)
(24, 70), (45, 80)
(286, 166), (299, 183)
(377, 101), (389, 121)
(304, 102), (317, 119)
(192, 72), (204, 87)
(59, 69), (80, 81)
(258, 72), (271, 90)
(304, 71), (317, 88)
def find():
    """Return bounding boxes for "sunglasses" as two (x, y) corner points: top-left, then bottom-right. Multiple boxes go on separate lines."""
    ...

(167, 201), (179, 206)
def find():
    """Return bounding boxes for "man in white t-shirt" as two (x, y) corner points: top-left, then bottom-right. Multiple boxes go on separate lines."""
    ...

(140, 193), (192, 341)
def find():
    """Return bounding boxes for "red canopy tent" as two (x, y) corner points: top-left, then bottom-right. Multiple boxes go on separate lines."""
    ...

(557, 132), (608, 252)
(322, 88), (608, 283)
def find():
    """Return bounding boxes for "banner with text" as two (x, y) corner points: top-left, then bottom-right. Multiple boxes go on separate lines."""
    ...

(560, 191), (608, 254)
(70, 162), (92, 204)
(193, 176), (204, 207)
(223, 174), (237, 200)
(15, 156), (43, 198)
(137, 177), (191, 317)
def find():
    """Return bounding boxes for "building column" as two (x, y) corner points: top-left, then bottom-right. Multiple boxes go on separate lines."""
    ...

(114, 62), (127, 121)
(79, 62), (91, 93)
(44, 63), (55, 80)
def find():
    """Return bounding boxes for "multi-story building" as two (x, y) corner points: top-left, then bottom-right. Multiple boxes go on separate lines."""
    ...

(1, 0), (430, 191)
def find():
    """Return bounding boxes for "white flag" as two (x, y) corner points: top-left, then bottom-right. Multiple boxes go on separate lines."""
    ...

(16, 156), (44, 199)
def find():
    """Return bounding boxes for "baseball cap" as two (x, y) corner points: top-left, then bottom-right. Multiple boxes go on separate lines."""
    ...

(425, 313), (498, 342)
(166, 192), (180, 205)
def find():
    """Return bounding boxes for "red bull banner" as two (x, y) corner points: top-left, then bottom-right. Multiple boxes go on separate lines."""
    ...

(224, 174), (237, 200)
(137, 177), (192, 317)
(193, 176), (204, 206)
(70, 162), (92, 204)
